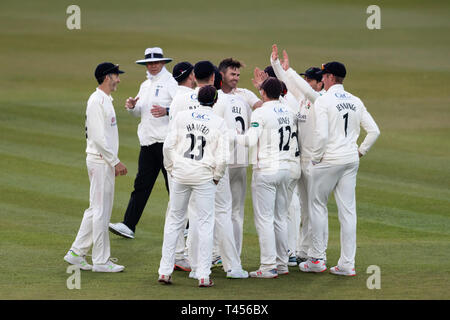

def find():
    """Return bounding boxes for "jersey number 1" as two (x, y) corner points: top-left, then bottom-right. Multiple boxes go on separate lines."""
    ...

(343, 113), (349, 137)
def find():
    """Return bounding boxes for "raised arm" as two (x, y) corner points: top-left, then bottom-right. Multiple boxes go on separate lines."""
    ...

(270, 44), (320, 103)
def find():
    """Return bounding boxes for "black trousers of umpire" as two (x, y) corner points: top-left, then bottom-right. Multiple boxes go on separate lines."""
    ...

(123, 143), (169, 232)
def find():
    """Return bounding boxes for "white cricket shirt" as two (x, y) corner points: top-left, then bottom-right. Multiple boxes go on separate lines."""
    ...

(312, 84), (380, 164)
(218, 88), (258, 168)
(85, 88), (120, 167)
(128, 67), (178, 146)
(236, 100), (295, 174)
(163, 106), (229, 185)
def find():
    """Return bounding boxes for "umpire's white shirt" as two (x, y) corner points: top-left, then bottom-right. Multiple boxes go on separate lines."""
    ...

(311, 84), (380, 164)
(128, 66), (178, 146)
(85, 88), (120, 167)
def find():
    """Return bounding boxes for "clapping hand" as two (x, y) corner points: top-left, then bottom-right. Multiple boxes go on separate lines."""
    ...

(252, 67), (269, 90)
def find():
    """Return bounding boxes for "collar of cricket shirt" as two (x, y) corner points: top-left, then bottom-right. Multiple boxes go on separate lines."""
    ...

(96, 87), (113, 101)
(327, 84), (344, 92)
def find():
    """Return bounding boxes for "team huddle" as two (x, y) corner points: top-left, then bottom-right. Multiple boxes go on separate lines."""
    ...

(63, 44), (380, 288)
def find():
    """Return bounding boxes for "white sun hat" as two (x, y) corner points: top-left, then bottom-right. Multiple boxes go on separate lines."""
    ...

(135, 47), (173, 65)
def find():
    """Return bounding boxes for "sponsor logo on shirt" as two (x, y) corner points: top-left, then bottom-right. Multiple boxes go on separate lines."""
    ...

(335, 92), (352, 99)
(192, 112), (210, 121)
(273, 106), (288, 114)
(251, 122), (259, 127)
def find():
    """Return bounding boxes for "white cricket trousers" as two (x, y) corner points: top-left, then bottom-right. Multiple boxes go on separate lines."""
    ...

(251, 169), (290, 271)
(213, 168), (243, 272)
(296, 159), (329, 259)
(229, 166), (247, 257)
(71, 160), (115, 265)
(287, 182), (300, 255)
(159, 179), (216, 279)
(308, 161), (359, 269)
(165, 174), (190, 261)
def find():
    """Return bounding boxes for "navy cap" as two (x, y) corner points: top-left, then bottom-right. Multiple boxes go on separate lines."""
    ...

(300, 67), (322, 82)
(194, 60), (215, 80)
(319, 61), (346, 78)
(95, 62), (124, 80)
(172, 62), (193, 83)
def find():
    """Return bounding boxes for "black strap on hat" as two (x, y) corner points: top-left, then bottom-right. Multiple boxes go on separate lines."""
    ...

(145, 53), (164, 59)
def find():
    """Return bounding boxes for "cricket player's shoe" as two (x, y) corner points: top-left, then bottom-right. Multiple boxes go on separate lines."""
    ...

(198, 277), (214, 287)
(158, 274), (172, 284)
(277, 265), (289, 275)
(92, 260), (125, 273)
(64, 250), (92, 271)
(288, 251), (298, 267)
(189, 271), (198, 279)
(109, 222), (135, 239)
(249, 269), (278, 279)
(329, 266), (356, 276)
(299, 258), (327, 273)
(296, 256), (308, 264)
(226, 269), (249, 279)
(211, 255), (222, 268)
(174, 259), (191, 272)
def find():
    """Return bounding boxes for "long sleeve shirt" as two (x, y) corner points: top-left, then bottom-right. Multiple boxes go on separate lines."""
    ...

(128, 67), (178, 146)
(216, 88), (258, 168)
(163, 106), (229, 185)
(85, 88), (120, 167)
(271, 57), (326, 161)
(236, 100), (295, 174)
(311, 84), (380, 164)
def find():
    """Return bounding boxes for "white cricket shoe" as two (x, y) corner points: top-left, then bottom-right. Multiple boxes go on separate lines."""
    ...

(329, 266), (356, 276)
(299, 258), (327, 273)
(174, 258), (191, 272)
(189, 271), (198, 279)
(109, 222), (135, 239)
(249, 269), (278, 278)
(277, 265), (289, 275)
(64, 250), (92, 271)
(226, 269), (249, 279)
(92, 260), (125, 273)
(158, 274), (172, 284)
(198, 277), (214, 287)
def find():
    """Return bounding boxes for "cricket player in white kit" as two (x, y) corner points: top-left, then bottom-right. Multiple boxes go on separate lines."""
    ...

(169, 61), (248, 279)
(236, 77), (295, 278)
(217, 58), (262, 257)
(158, 85), (228, 287)
(64, 62), (127, 273)
(270, 50), (332, 267)
(299, 61), (380, 276)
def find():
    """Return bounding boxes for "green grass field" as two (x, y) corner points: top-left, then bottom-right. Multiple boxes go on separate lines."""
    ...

(0, 0), (449, 300)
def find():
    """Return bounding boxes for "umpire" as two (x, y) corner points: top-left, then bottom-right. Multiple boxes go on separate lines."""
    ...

(109, 47), (178, 239)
